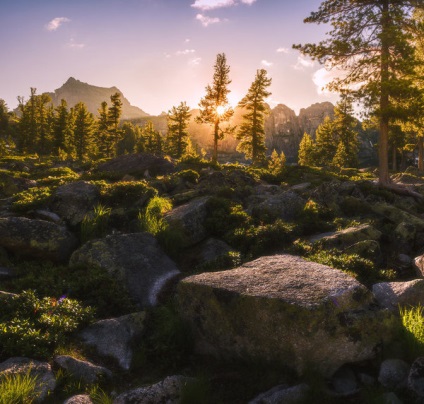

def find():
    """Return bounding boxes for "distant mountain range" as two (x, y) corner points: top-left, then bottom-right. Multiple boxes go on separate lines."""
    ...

(46, 77), (149, 120)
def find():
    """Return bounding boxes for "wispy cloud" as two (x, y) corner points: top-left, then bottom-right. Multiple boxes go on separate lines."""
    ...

(67, 38), (85, 49)
(189, 57), (202, 66)
(45, 17), (70, 31)
(185, 38), (191, 43)
(176, 49), (196, 56)
(196, 14), (221, 27)
(293, 55), (314, 70)
(276, 47), (289, 54)
(261, 60), (273, 67)
(191, 0), (256, 11)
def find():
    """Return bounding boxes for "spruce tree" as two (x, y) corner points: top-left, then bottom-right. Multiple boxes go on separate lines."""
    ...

(72, 102), (95, 162)
(53, 99), (71, 156)
(196, 53), (234, 163)
(166, 101), (191, 158)
(236, 69), (271, 165)
(108, 92), (123, 155)
(314, 116), (337, 166)
(298, 133), (315, 166)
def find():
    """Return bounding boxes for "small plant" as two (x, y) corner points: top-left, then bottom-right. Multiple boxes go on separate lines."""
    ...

(80, 204), (111, 242)
(89, 385), (114, 404)
(12, 187), (52, 212)
(399, 305), (424, 359)
(0, 369), (39, 404)
(177, 169), (200, 184)
(100, 180), (157, 207)
(0, 290), (94, 359)
(138, 196), (172, 235)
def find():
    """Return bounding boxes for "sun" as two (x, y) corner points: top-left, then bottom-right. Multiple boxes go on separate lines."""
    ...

(216, 105), (226, 116)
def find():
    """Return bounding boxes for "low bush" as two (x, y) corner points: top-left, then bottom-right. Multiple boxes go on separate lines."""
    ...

(176, 169), (200, 184)
(11, 186), (53, 212)
(100, 180), (157, 208)
(0, 291), (94, 359)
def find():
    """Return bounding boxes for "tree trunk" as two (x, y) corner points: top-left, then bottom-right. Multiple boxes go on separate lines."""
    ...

(213, 120), (219, 163)
(378, 0), (391, 185)
(419, 136), (424, 171)
(392, 147), (397, 172)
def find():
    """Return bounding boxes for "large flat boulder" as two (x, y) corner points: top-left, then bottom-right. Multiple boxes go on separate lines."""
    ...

(177, 254), (396, 376)
(70, 233), (180, 307)
(0, 217), (78, 263)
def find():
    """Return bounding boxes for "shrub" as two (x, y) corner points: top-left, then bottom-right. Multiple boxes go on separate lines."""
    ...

(34, 166), (80, 186)
(177, 169), (200, 184)
(0, 369), (39, 404)
(80, 204), (112, 242)
(399, 305), (424, 360)
(100, 180), (157, 208)
(12, 187), (52, 212)
(0, 290), (94, 359)
(138, 196), (173, 236)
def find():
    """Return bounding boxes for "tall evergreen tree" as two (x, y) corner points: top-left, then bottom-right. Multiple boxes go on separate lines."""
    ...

(52, 99), (71, 156)
(196, 53), (234, 163)
(236, 69), (271, 165)
(108, 92), (123, 155)
(72, 102), (95, 162)
(96, 101), (112, 158)
(166, 101), (191, 158)
(298, 133), (315, 166)
(294, 0), (424, 184)
(314, 116), (337, 166)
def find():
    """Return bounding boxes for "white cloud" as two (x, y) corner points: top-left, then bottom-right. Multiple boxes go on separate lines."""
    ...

(196, 14), (221, 27)
(293, 55), (314, 70)
(176, 49), (196, 56)
(45, 17), (70, 31)
(261, 60), (273, 67)
(276, 47), (289, 54)
(185, 38), (191, 43)
(191, 0), (256, 10)
(67, 38), (85, 49)
(189, 57), (202, 66)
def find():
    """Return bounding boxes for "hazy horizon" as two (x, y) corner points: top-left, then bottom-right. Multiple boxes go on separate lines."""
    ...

(1, 0), (340, 116)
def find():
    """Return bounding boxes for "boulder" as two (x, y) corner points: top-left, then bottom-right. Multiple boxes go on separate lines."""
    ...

(50, 181), (100, 226)
(414, 254), (424, 277)
(0, 357), (56, 402)
(79, 312), (145, 370)
(329, 366), (359, 397)
(96, 153), (175, 178)
(378, 359), (409, 390)
(344, 240), (381, 261)
(54, 355), (112, 384)
(70, 233), (180, 307)
(114, 375), (193, 404)
(164, 196), (210, 248)
(309, 224), (381, 249)
(408, 357), (424, 397)
(177, 254), (396, 376)
(249, 383), (309, 404)
(63, 395), (94, 404)
(0, 174), (37, 197)
(0, 217), (78, 263)
(372, 202), (424, 232)
(251, 190), (305, 222)
(373, 279), (424, 311)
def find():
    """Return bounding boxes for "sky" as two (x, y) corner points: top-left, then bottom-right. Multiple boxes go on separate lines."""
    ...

(0, 0), (341, 116)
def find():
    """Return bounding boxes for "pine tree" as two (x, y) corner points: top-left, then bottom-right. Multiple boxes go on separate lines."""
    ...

(52, 99), (72, 156)
(108, 92), (123, 155)
(236, 69), (271, 165)
(72, 102), (95, 162)
(166, 101), (191, 158)
(298, 133), (315, 166)
(268, 149), (286, 177)
(196, 53), (234, 163)
(294, 0), (424, 184)
(96, 101), (113, 158)
(314, 116), (337, 166)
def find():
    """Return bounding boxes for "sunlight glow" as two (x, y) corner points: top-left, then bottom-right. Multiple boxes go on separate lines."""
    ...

(216, 105), (226, 115)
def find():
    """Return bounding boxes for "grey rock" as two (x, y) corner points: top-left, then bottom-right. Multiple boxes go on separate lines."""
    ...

(330, 366), (358, 396)
(0, 357), (56, 402)
(381, 392), (403, 404)
(63, 395), (94, 404)
(79, 312), (145, 370)
(414, 254), (424, 277)
(164, 196), (210, 247)
(70, 233), (179, 307)
(54, 355), (112, 384)
(50, 181), (100, 226)
(249, 383), (309, 404)
(378, 359), (409, 390)
(113, 375), (193, 404)
(408, 357), (424, 397)
(34, 209), (63, 224)
(373, 279), (424, 311)
(344, 240), (381, 260)
(178, 254), (396, 376)
(310, 224), (381, 249)
(252, 191), (305, 222)
(0, 217), (78, 263)
(0, 266), (16, 279)
(372, 203), (424, 232)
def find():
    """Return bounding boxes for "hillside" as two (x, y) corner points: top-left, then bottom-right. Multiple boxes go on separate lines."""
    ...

(46, 77), (149, 120)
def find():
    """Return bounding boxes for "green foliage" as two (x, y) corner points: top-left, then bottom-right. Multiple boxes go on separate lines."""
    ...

(35, 166), (80, 186)
(138, 196), (172, 235)
(100, 180), (157, 207)
(166, 102), (191, 158)
(12, 186), (52, 212)
(267, 149), (286, 180)
(177, 169), (200, 184)
(0, 290), (94, 359)
(399, 305), (424, 360)
(80, 204), (112, 242)
(8, 261), (135, 319)
(297, 133), (315, 166)
(298, 199), (334, 234)
(0, 369), (39, 404)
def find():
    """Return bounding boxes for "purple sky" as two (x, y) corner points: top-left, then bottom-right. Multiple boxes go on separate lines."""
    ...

(0, 0), (340, 115)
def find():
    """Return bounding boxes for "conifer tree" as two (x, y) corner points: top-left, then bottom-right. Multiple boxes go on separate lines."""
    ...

(96, 101), (112, 158)
(108, 92), (123, 155)
(166, 101), (191, 158)
(196, 53), (234, 163)
(268, 149), (286, 176)
(236, 69), (271, 165)
(294, 0), (424, 184)
(314, 116), (337, 166)
(298, 133), (315, 166)
(72, 102), (95, 162)
(52, 99), (71, 156)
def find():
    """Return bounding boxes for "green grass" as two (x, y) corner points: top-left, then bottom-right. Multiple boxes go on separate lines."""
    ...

(80, 204), (112, 242)
(138, 196), (172, 236)
(0, 369), (39, 404)
(400, 305), (424, 359)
